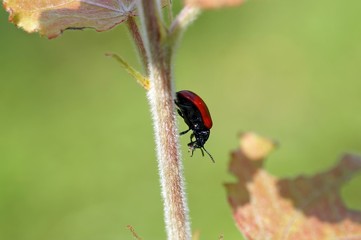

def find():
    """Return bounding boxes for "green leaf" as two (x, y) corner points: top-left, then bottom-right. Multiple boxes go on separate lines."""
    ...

(106, 53), (150, 90)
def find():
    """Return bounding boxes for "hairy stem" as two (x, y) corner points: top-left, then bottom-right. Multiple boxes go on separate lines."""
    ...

(167, 0), (174, 23)
(137, 1), (191, 240)
(126, 16), (148, 73)
(168, 6), (200, 47)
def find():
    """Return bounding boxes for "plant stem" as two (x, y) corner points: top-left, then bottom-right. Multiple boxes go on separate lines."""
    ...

(137, 1), (191, 240)
(168, 6), (200, 47)
(126, 16), (148, 73)
(167, 0), (174, 23)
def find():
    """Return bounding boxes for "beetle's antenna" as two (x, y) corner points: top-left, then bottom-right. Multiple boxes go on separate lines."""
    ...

(202, 147), (215, 163)
(187, 143), (214, 162)
(200, 147), (204, 156)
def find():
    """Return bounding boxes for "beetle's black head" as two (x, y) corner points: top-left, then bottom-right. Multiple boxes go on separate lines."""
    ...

(187, 131), (214, 163)
(193, 129), (210, 148)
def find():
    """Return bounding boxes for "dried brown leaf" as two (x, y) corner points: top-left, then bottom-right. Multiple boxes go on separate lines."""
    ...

(3, 0), (167, 38)
(225, 132), (361, 240)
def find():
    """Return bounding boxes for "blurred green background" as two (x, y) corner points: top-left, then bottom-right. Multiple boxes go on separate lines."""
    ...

(1, 1), (361, 239)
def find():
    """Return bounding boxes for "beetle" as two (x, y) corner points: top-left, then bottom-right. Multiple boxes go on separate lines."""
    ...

(175, 90), (214, 162)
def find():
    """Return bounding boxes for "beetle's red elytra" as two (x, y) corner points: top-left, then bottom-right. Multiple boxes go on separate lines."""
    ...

(175, 90), (214, 162)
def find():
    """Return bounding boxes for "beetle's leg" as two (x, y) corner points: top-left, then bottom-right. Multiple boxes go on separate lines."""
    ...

(187, 142), (196, 157)
(190, 133), (195, 142)
(189, 145), (195, 157)
(190, 145), (195, 157)
(180, 128), (191, 135)
(187, 141), (195, 148)
(177, 109), (184, 118)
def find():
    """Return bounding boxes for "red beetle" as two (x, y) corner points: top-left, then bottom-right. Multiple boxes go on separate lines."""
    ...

(175, 90), (214, 162)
